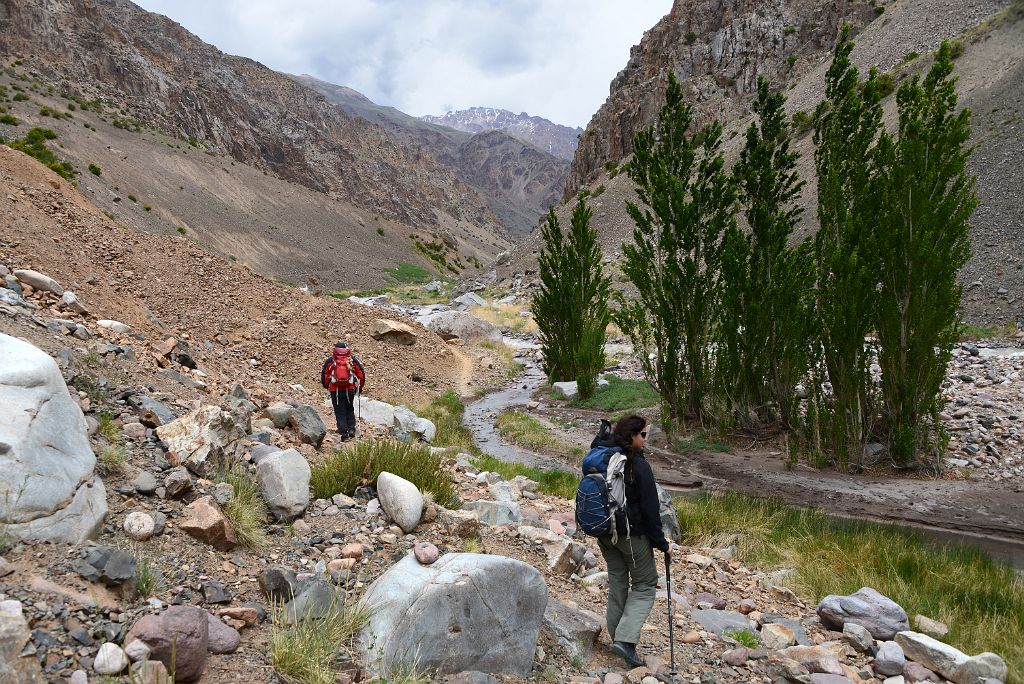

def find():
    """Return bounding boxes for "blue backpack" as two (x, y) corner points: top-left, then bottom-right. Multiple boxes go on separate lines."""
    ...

(575, 445), (629, 540)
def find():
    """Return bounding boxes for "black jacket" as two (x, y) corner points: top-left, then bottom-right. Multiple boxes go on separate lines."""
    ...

(623, 454), (669, 553)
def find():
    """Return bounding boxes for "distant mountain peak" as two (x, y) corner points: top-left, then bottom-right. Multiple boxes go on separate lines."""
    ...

(422, 107), (582, 161)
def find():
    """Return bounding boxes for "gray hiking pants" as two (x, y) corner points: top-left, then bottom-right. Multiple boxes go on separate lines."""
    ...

(597, 533), (658, 645)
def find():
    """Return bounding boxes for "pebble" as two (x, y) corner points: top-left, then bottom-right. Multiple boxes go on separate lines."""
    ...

(93, 642), (128, 675)
(123, 511), (157, 541)
(413, 541), (440, 565)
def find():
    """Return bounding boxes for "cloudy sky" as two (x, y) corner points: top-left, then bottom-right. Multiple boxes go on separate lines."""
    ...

(133, 0), (672, 128)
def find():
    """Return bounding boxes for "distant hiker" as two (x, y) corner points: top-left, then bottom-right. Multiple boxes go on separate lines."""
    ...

(321, 342), (365, 441)
(578, 414), (669, 668)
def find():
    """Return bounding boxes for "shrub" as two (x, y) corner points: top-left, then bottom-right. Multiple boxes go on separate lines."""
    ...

(376, 226), (384, 236)
(176, 226), (186, 235)
(591, 184), (605, 197)
(131, 545), (164, 597)
(724, 629), (759, 649)
(495, 411), (581, 458)
(571, 376), (660, 412)
(270, 593), (373, 684)
(0, 114), (19, 126)
(88, 163), (101, 176)
(8, 127), (75, 179)
(127, 194), (137, 202)
(791, 110), (813, 133)
(96, 412), (122, 444)
(416, 390), (477, 454)
(787, 54), (797, 67)
(685, 31), (698, 44)
(12, 92), (29, 102)
(310, 440), (459, 509)
(99, 445), (127, 474)
(874, 71), (896, 97)
(220, 467), (269, 548)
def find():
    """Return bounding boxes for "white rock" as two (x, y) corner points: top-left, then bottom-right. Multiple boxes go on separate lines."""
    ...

(842, 622), (873, 652)
(0, 334), (107, 543)
(13, 268), (63, 295)
(256, 448), (311, 522)
(894, 631), (970, 680)
(123, 638), (151, 662)
(376, 471), (423, 533)
(953, 652), (1009, 683)
(552, 381), (578, 400)
(93, 642), (128, 675)
(96, 319), (132, 334)
(60, 290), (89, 315)
(123, 511), (156, 541)
(355, 396), (396, 427)
(155, 405), (244, 475)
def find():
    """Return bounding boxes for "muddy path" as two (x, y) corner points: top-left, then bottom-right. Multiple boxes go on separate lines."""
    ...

(465, 342), (1024, 567)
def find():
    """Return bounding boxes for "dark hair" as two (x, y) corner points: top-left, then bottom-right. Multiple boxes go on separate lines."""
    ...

(612, 415), (647, 456)
(334, 342), (347, 349)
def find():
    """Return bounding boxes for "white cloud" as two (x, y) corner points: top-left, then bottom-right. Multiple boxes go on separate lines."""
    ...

(133, 0), (672, 127)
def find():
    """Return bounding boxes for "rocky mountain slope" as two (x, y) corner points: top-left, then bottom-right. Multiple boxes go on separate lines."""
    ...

(513, 0), (1022, 324)
(0, 0), (513, 286)
(294, 76), (568, 239)
(422, 106), (583, 161)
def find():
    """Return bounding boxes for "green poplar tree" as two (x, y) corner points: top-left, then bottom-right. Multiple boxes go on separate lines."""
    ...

(617, 71), (736, 431)
(875, 41), (977, 465)
(720, 76), (813, 430)
(531, 196), (611, 400)
(809, 25), (887, 467)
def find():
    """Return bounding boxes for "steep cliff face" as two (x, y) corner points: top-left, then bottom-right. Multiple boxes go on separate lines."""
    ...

(566, 0), (876, 195)
(295, 76), (568, 239)
(421, 107), (583, 161)
(0, 0), (506, 238)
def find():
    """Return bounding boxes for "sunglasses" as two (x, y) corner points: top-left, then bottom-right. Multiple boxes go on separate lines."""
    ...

(639, 431), (648, 438)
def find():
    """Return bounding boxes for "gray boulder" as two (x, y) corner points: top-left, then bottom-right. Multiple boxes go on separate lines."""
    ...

(156, 405), (244, 475)
(370, 319), (419, 345)
(552, 381), (578, 400)
(0, 334), (107, 543)
(542, 600), (602, 661)
(354, 397), (395, 427)
(360, 553), (548, 677)
(421, 310), (501, 344)
(0, 600), (45, 682)
(256, 449), (311, 522)
(289, 405), (327, 449)
(376, 471), (423, 533)
(127, 395), (175, 428)
(464, 500), (521, 526)
(264, 402), (294, 429)
(875, 641), (906, 676)
(452, 292), (486, 311)
(894, 631), (1007, 683)
(690, 609), (754, 636)
(817, 587), (909, 640)
(393, 406), (436, 443)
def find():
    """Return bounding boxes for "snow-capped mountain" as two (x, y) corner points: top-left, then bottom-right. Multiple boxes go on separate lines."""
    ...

(422, 107), (582, 161)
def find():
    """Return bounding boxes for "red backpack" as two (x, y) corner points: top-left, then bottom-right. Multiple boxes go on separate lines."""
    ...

(321, 347), (356, 391)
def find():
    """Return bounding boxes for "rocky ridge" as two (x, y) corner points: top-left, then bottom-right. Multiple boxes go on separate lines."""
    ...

(294, 76), (568, 240)
(422, 106), (584, 161)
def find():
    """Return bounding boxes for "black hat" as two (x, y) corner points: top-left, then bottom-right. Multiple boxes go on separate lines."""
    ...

(334, 342), (347, 349)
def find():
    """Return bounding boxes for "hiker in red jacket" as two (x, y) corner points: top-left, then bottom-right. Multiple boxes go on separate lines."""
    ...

(321, 342), (365, 441)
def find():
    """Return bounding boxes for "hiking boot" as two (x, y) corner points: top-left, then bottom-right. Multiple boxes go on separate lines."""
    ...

(611, 641), (643, 668)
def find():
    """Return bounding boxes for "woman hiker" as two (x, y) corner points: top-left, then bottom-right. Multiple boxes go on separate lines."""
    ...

(595, 414), (670, 668)
(320, 342), (365, 441)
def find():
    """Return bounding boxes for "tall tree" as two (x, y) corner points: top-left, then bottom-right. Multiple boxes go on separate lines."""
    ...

(875, 41), (977, 465)
(810, 25), (887, 467)
(617, 71), (736, 431)
(720, 76), (813, 430)
(531, 195), (612, 400)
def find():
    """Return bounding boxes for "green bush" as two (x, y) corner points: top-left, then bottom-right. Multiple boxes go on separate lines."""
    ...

(88, 163), (101, 176)
(385, 261), (435, 285)
(0, 114), (19, 126)
(417, 390), (477, 453)
(571, 376), (659, 412)
(791, 110), (813, 133)
(7, 127), (74, 179)
(220, 467), (269, 548)
(12, 92), (29, 102)
(310, 440), (459, 509)
(127, 194), (137, 202)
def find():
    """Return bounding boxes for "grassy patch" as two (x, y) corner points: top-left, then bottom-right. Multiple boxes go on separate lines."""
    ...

(220, 467), (269, 549)
(99, 445), (127, 474)
(675, 432), (731, 454)
(473, 302), (538, 334)
(480, 340), (524, 378)
(7, 127), (75, 179)
(416, 390), (477, 454)
(386, 261), (436, 285)
(311, 440), (459, 509)
(960, 322), (1017, 340)
(676, 492), (1024, 680)
(571, 376), (659, 412)
(495, 411), (583, 459)
(472, 454), (579, 499)
(724, 628), (759, 649)
(96, 412), (121, 443)
(131, 545), (165, 598)
(270, 594), (373, 684)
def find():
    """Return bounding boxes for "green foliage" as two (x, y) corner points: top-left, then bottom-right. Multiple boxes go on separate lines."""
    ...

(616, 71), (736, 432)
(807, 26), (886, 467)
(676, 492), (1023, 678)
(176, 226), (186, 235)
(531, 196), (612, 400)
(96, 412), (121, 444)
(718, 77), (812, 431)
(417, 389), (478, 454)
(591, 184), (605, 197)
(724, 629), (759, 649)
(385, 262), (435, 285)
(901, 51), (920, 64)
(143, 205), (152, 211)
(494, 411), (576, 456)
(791, 110), (814, 134)
(12, 92), (29, 102)
(6, 127), (75, 179)
(875, 71), (897, 97)
(0, 114), (19, 126)
(873, 41), (977, 465)
(471, 454), (579, 499)
(571, 376), (660, 412)
(271, 593), (373, 684)
(685, 31), (698, 44)
(376, 226), (384, 236)
(675, 432), (731, 454)
(39, 105), (70, 119)
(787, 54), (797, 68)
(220, 466), (269, 548)
(132, 546), (165, 598)
(99, 445), (128, 475)
(88, 163), (101, 176)
(311, 440), (459, 509)
(127, 194), (137, 202)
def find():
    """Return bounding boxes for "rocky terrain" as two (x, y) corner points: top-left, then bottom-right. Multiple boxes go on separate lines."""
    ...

(0, 0), (514, 287)
(295, 76), (568, 240)
(421, 107), (584, 161)
(520, 0), (1024, 324)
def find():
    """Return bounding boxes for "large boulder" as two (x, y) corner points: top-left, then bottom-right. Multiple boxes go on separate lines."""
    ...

(518, 526), (587, 576)
(124, 606), (209, 683)
(464, 500), (521, 527)
(421, 311), (501, 344)
(542, 600), (602, 661)
(354, 397), (395, 427)
(393, 406), (436, 443)
(0, 334), (107, 543)
(289, 405), (327, 449)
(376, 471), (423, 533)
(13, 269), (63, 296)
(156, 405), (244, 475)
(894, 631), (1007, 683)
(816, 587), (909, 640)
(256, 449), (311, 522)
(452, 292), (486, 311)
(360, 553), (548, 677)
(370, 319), (419, 346)
(0, 599), (45, 682)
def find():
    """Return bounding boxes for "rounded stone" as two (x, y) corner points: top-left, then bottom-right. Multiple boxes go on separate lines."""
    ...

(123, 511), (157, 541)
(93, 642), (128, 675)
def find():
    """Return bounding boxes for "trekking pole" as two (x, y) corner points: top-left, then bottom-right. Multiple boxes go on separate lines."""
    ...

(665, 551), (677, 677)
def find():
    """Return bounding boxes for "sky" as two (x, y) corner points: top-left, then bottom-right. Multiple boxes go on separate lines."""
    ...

(133, 0), (672, 128)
